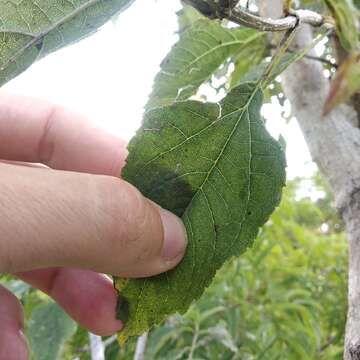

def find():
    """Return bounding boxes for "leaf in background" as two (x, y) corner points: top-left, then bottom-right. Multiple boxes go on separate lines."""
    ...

(115, 82), (286, 342)
(0, 0), (135, 86)
(3, 279), (30, 299)
(324, 52), (360, 115)
(238, 27), (332, 86)
(323, 0), (359, 51)
(146, 18), (265, 109)
(27, 302), (77, 360)
(229, 35), (266, 89)
(207, 321), (238, 353)
(177, 4), (203, 34)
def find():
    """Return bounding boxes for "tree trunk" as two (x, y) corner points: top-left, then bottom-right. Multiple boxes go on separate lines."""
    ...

(260, 1), (360, 359)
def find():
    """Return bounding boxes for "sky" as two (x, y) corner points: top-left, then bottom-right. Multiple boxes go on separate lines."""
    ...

(3, 0), (316, 180)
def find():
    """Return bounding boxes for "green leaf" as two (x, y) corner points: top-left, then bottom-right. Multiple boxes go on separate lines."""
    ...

(238, 27), (331, 87)
(27, 302), (77, 360)
(146, 18), (265, 109)
(323, 0), (359, 51)
(115, 82), (286, 342)
(229, 36), (266, 89)
(207, 321), (238, 353)
(177, 4), (204, 34)
(0, 0), (134, 86)
(3, 279), (30, 299)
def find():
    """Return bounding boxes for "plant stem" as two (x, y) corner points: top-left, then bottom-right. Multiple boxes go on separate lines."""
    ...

(134, 333), (149, 360)
(88, 333), (105, 360)
(188, 323), (200, 360)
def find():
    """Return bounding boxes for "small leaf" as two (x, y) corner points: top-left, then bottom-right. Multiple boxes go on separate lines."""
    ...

(323, 0), (359, 51)
(0, 0), (135, 86)
(324, 52), (360, 115)
(27, 302), (77, 360)
(146, 18), (265, 109)
(115, 82), (286, 342)
(207, 322), (238, 353)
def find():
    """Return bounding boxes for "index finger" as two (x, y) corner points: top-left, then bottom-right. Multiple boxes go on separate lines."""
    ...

(0, 92), (128, 175)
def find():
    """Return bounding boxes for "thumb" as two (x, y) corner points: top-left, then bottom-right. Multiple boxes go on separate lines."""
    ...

(0, 163), (187, 277)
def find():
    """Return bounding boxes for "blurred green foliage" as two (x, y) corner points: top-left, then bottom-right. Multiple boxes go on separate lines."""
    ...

(140, 175), (348, 360)
(0, 0), (352, 358)
(1, 174), (347, 359)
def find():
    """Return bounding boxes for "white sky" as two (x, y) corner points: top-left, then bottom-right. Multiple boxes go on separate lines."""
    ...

(3, 0), (316, 180)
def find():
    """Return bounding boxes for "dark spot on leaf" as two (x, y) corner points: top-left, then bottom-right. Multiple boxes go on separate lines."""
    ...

(116, 297), (129, 324)
(148, 166), (194, 217)
(35, 40), (43, 51)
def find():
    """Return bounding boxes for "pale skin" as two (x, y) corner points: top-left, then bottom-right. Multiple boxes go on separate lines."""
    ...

(0, 93), (188, 358)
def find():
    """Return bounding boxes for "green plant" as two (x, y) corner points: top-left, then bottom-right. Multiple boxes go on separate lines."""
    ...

(1, 0), (358, 357)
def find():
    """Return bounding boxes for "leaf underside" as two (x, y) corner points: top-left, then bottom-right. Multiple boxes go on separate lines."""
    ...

(115, 82), (286, 342)
(0, 0), (134, 86)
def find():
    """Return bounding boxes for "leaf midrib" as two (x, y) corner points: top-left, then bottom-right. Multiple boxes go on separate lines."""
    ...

(0, 0), (100, 71)
(195, 90), (257, 200)
(137, 83), (260, 227)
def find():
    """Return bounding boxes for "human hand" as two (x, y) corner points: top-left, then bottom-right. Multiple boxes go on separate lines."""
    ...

(0, 93), (187, 358)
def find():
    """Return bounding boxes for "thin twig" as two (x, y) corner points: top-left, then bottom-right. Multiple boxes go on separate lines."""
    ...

(298, 53), (337, 68)
(75, 335), (117, 354)
(103, 335), (117, 347)
(88, 333), (105, 360)
(318, 335), (338, 353)
(183, 0), (330, 32)
(188, 323), (200, 360)
(268, 44), (338, 69)
(134, 333), (149, 360)
(261, 27), (299, 87)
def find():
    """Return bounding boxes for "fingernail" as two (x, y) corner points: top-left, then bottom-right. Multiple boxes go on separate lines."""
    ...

(159, 208), (187, 261)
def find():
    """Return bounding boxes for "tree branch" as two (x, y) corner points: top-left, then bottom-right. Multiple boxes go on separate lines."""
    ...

(183, 0), (328, 31)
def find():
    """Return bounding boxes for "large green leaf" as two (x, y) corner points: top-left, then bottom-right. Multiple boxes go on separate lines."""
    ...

(27, 302), (77, 360)
(0, 0), (134, 86)
(115, 82), (286, 342)
(146, 19), (265, 109)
